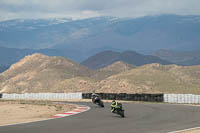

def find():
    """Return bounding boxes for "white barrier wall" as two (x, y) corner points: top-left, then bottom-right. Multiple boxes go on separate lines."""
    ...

(2, 93), (82, 100)
(164, 94), (200, 104)
(2, 93), (200, 104)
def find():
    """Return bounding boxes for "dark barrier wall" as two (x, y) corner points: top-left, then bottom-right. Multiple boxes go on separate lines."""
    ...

(0, 94), (2, 98)
(82, 93), (164, 102)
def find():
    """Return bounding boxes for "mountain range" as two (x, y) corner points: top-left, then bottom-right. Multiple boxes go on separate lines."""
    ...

(1, 15), (200, 62)
(1, 53), (200, 94)
(0, 46), (71, 67)
(81, 50), (172, 69)
(0, 66), (9, 73)
(153, 49), (200, 66)
(0, 46), (172, 72)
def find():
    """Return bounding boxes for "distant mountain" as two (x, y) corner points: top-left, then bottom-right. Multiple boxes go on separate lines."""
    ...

(0, 46), (83, 67)
(1, 15), (200, 62)
(93, 61), (136, 80)
(0, 66), (9, 73)
(0, 53), (94, 93)
(153, 49), (200, 66)
(52, 15), (200, 54)
(0, 18), (73, 49)
(81, 50), (172, 69)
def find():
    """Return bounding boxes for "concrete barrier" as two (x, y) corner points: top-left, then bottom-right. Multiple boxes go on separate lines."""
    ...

(2, 93), (200, 104)
(82, 93), (164, 102)
(164, 94), (200, 104)
(1, 93), (82, 100)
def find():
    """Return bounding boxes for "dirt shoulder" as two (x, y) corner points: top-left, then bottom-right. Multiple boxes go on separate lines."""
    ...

(0, 100), (75, 126)
(178, 129), (200, 133)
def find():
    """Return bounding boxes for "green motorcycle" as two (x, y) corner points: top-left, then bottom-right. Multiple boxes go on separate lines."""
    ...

(112, 103), (125, 117)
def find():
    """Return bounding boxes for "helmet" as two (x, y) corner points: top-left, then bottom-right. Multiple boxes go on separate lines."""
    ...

(112, 100), (116, 105)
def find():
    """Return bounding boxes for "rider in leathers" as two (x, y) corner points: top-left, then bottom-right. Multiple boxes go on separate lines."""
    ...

(111, 100), (118, 113)
(91, 93), (100, 103)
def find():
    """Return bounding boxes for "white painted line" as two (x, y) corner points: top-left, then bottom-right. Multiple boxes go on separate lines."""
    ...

(64, 111), (80, 114)
(168, 127), (200, 133)
(53, 114), (69, 117)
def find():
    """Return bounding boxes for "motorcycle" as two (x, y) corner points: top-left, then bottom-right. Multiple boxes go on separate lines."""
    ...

(111, 103), (125, 117)
(92, 96), (104, 107)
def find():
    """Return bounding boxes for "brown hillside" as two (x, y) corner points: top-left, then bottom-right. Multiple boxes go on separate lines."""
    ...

(93, 61), (136, 80)
(0, 53), (94, 93)
(1, 54), (200, 94)
(96, 63), (200, 94)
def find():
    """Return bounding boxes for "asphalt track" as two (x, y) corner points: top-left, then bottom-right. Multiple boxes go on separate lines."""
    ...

(1, 102), (200, 133)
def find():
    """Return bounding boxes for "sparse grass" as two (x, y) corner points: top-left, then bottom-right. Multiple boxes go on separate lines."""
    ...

(54, 105), (63, 111)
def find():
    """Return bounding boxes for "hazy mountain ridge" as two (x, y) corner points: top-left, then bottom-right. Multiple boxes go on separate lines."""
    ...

(81, 50), (172, 69)
(0, 66), (9, 73)
(0, 46), (81, 67)
(0, 16), (117, 49)
(1, 15), (200, 62)
(153, 49), (200, 66)
(54, 15), (200, 53)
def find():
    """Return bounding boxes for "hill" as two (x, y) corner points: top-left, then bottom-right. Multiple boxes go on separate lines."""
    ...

(97, 64), (200, 94)
(1, 54), (200, 94)
(93, 61), (136, 80)
(0, 53), (95, 93)
(81, 50), (172, 69)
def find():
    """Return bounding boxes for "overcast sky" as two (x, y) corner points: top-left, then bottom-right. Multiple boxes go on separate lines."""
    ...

(0, 0), (200, 21)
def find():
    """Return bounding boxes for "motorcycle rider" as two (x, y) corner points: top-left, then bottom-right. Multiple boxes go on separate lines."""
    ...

(91, 92), (100, 103)
(111, 99), (118, 113)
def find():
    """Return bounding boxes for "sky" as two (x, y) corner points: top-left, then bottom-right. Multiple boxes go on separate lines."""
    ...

(0, 0), (200, 21)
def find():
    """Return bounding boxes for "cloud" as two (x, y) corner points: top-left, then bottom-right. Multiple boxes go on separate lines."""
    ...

(0, 0), (200, 21)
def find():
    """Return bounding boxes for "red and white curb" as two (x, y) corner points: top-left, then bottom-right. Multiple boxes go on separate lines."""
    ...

(168, 127), (200, 133)
(52, 105), (90, 118)
(0, 104), (90, 127)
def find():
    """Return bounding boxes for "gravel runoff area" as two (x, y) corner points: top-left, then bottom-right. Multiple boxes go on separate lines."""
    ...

(0, 100), (76, 126)
(178, 129), (200, 133)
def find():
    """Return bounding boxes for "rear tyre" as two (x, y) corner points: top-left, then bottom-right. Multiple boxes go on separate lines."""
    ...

(119, 110), (125, 118)
(99, 101), (104, 108)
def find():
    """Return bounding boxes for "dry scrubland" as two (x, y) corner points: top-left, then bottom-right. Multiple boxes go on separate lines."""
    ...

(0, 53), (200, 94)
(0, 100), (75, 125)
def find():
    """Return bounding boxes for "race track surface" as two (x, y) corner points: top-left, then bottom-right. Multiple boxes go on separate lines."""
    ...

(1, 102), (200, 133)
